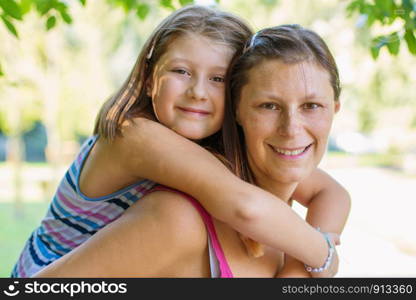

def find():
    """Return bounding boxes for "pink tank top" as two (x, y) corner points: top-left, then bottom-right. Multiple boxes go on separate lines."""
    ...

(147, 186), (233, 278)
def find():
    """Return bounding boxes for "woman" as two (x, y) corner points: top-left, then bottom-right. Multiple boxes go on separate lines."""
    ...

(35, 24), (344, 277)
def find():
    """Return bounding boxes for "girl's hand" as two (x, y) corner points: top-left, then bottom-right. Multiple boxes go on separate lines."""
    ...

(327, 232), (341, 246)
(310, 232), (340, 278)
(310, 248), (339, 278)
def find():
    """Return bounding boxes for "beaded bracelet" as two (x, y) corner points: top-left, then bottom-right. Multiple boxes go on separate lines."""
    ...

(304, 228), (335, 273)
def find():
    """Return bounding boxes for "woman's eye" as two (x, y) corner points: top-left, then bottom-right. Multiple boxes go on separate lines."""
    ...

(260, 103), (279, 110)
(303, 103), (321, 110)
(211, 76), (225, 83)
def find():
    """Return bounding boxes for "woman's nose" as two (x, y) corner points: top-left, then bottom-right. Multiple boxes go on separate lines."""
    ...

(278, 110), (302, 137)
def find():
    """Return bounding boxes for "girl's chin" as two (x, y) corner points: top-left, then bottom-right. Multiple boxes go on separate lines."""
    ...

(172, 129), (213, 141)
(172, 125), (220, 141)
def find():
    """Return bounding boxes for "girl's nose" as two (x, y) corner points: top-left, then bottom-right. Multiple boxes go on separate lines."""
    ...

(187, 77), (208, 101)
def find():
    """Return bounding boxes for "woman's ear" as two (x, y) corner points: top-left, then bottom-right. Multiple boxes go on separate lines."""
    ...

(334, 100), (341, 113)
(235, 107), (242, 125)
(145, 77), (153, 98)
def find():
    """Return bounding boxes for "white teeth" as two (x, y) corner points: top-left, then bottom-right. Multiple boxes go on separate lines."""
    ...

(273, 147), (306, 156)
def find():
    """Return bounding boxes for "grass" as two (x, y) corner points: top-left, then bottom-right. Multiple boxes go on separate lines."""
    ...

(0, 202), (49, 277)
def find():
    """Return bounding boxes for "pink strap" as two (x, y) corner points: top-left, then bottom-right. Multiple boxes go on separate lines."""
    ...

(146, 186), (233, 278)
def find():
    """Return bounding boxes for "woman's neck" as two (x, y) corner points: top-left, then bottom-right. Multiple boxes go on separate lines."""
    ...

(254, 176), (298, 204)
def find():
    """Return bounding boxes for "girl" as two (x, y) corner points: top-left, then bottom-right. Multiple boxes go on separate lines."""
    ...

(13, 5), (349, 277)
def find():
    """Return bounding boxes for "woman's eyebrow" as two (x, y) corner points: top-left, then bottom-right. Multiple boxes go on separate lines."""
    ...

(255, 92), (283, 101)
(256, 92), (326, 101)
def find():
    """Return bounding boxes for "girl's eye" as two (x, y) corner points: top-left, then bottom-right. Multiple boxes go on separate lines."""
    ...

(172, 69), (190, 76)
(211, 76), (225, 83)
(260, 103), (279, 110)
(303, 103), (322, 110)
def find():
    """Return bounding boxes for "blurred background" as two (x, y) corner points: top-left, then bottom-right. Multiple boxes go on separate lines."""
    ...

(0, 0), (415, 277)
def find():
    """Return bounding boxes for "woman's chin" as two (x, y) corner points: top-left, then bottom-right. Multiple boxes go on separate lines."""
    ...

(272, 168), (313, 185)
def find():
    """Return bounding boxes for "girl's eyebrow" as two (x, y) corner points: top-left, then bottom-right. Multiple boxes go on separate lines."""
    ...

(168, 57), (191, 64)
(167, 57), (228, 71)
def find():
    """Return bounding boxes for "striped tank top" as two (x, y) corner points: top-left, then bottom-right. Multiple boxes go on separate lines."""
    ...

(11, 136), (156, 277)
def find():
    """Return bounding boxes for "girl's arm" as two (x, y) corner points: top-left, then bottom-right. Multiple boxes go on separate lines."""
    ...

(81, 117), (329, 268)
(277, 168), (350, 277)
(293, 168), (351, 235)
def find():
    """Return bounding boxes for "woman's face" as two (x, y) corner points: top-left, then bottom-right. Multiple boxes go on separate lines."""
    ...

(236, 59), (340, 185)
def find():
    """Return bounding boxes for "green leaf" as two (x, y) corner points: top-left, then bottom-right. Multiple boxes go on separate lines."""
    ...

(0, 62), (4, 77)
(179, 0), (194, 6)
(1, 15), (18, 37)
(119, 0), (136, 12)
(35, 0), (54, 16)
(386, 33), (400, 55)
(370, 35), (388, 59)
(375, 0), (393, 16)
(402, 0), (413, 11)
(404, 17), (415, 30)
(0, 0), (23, 20)
(46, 15), (56, 30)
(79, 0), (87, 6)
(159, 0), (175, 10)
(367, 12), (376, 26)
(59, 10), (72, 24)
(136, 3), (150, 20)
(20, 0), (33, 14)
(346, 0), (361, 17)
(404, 29), (416, 54)
(370, 45), (381, 59)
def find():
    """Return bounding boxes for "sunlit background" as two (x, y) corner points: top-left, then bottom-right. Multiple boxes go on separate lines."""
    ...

(1, 0), (415, 277)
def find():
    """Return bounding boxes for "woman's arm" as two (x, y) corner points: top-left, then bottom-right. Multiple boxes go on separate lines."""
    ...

(81, 117), (330, 268)
(34, 191), (209, 277)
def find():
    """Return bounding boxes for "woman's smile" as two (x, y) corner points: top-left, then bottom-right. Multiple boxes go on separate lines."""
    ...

(268, 143), (313, 160)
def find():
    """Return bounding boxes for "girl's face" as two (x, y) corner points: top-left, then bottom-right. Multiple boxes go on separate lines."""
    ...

(147, 33), (234, 140)
(236, 59), (340, 186)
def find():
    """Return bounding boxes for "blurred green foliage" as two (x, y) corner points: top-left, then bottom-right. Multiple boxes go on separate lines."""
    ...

(347, 0), (416, 58)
